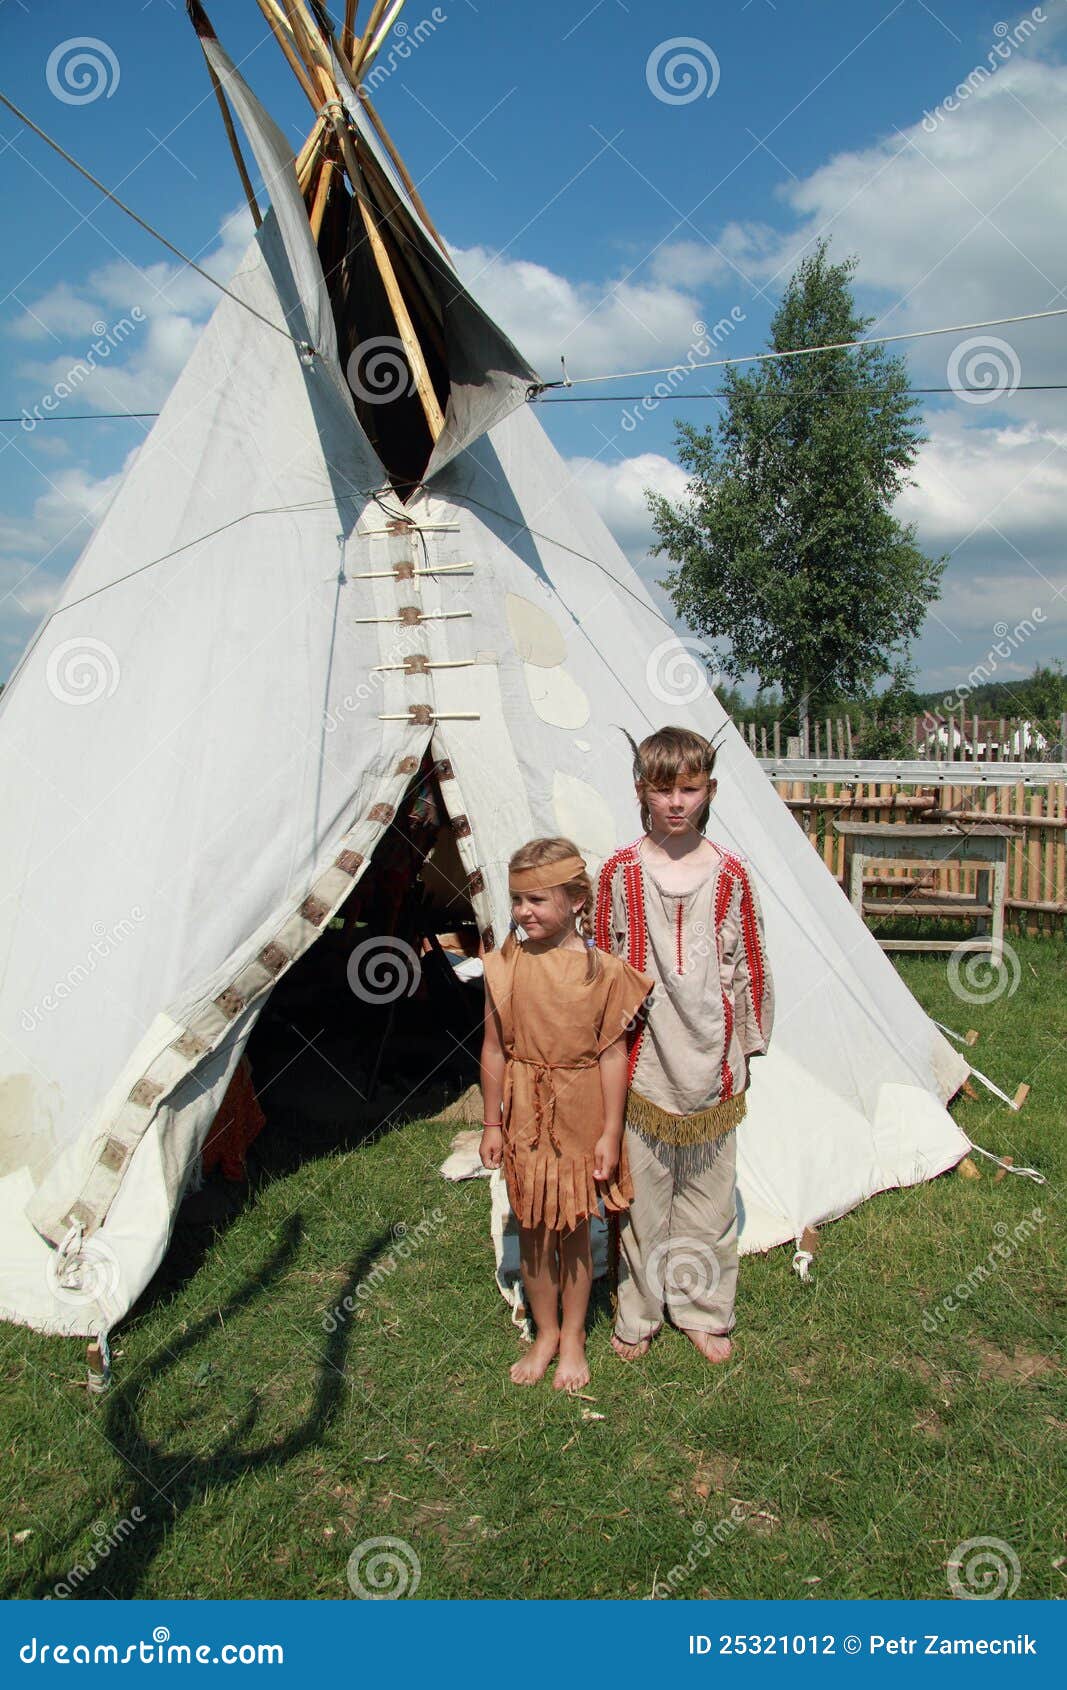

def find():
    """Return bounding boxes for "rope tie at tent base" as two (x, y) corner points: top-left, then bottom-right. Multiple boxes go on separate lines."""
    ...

(966, 1141), (1046, 1183)
(791, 1225), (820, 1281)
(54, 1224), (114, 1390)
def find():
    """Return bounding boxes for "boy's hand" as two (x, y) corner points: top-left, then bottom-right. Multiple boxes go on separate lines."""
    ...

(593, 1132), (620, 1184)
(479, 1124), (504, 1169)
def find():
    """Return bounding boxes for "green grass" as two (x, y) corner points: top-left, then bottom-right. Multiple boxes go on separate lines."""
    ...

(2, 936), (1063, 1600)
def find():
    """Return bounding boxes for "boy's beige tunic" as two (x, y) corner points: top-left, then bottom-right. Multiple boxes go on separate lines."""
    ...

(596, 839), (774, 1140)
(594, 838), (774, 1340)
(482, 944), (653, 1234)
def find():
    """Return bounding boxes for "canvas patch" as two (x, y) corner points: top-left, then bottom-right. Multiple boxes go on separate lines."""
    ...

(259, 942), (289, 974)
(129, 1078), (164, 1108)
(505, 592), (565, 667)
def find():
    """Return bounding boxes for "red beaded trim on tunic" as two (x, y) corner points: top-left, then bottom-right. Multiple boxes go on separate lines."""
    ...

(596, 840), (649, 1085)
(722, 851), (768, 1038)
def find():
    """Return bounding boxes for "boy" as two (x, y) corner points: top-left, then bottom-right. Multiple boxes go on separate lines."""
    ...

(594, 726), (774, 1362)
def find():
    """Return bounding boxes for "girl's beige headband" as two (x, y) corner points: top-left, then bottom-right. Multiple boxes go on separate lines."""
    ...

(508, 854), (587, 892)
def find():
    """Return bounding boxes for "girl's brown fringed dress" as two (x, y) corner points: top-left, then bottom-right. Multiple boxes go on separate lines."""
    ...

(482, 944), (653, 1234)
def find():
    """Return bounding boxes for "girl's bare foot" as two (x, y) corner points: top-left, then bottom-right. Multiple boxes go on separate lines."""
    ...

(510, 1331), (559, 1385)
(681, 1328), (732, 1363)
(611, 1333), (652, 1361)
(553, 1333), (590, 1392)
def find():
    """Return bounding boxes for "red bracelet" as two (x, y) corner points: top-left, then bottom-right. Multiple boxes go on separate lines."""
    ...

(482, 1120), (502, 1129)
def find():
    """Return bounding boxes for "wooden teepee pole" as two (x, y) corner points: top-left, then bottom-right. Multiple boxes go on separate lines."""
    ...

(360, 0), (407, 73)
(341, 0), (359, 61)
(253, 0), (321, 110)
(294, 113), (327, 180)
(281, 0), (335, 82)
(333, 117), (444, 439)
(185, 1), (262, 228)
(308, 151), (336, 240)
(296, 124), (326, 193)
(358, 91), (449, 259)
(350, 0), (394, 77)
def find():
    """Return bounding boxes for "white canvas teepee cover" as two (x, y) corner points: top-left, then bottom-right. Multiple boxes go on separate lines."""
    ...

(0, 58), (971, 1340)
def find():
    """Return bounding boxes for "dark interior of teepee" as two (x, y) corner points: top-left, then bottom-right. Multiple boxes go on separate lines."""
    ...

(177, 750), (485, 1247)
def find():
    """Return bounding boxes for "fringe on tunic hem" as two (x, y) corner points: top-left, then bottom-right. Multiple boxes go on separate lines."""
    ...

(626, 1086), (746, 1145)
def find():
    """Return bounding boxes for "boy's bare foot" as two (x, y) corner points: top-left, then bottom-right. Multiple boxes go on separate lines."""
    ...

(611, 1332), (653, 1362)
(681, 1327), (732, 1363)
(553, 1333), (590, 1393)
(510, 1331), (559, 1385)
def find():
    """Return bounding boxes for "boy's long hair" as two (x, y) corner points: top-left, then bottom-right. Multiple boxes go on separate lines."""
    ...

(622, 725), (719, 836)
(501, 836), (602, 983)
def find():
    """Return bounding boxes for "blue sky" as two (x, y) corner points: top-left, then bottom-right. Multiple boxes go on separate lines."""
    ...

(2, 0), (1066, 698)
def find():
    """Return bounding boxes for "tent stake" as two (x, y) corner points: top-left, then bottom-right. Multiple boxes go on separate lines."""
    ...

(934, 1019), (1026, 1110)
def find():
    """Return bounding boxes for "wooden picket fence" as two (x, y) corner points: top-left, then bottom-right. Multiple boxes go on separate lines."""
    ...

(739, 711), (1067, 762)
(773, 777), (1067, 936)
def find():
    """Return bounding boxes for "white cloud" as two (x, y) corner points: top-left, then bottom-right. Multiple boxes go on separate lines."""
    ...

(648, 53), (1067, 394)
(0, 454), (134, 564)
(564, 451), (689, 559)
(451, 243), (709, 379)
(6, 207), (254, 418)
(898, 411), (1067, 555)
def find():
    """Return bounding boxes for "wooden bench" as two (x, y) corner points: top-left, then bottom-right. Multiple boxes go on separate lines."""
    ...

(832, 821), (1021, 963)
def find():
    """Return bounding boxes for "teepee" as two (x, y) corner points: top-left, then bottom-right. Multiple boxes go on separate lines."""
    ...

(0, 0), (971, 1341)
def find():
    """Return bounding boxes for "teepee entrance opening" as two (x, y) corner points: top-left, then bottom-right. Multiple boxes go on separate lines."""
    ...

(201, 750), (484, 1200)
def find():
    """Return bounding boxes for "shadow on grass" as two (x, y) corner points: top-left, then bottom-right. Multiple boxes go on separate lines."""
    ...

(12, 1215), (397, 1600)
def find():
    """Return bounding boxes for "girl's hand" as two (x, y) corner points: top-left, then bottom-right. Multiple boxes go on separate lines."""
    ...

(480, 1124), (504, 1169)
(593, 1132), (620, 1184)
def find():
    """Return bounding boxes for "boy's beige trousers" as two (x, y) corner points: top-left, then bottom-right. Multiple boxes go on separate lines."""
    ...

(613, 1126), (738, 1342)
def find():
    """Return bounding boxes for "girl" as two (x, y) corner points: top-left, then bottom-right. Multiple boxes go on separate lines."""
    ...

(480, 838), (653, 1392)
(595, 727), (774, 1365)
